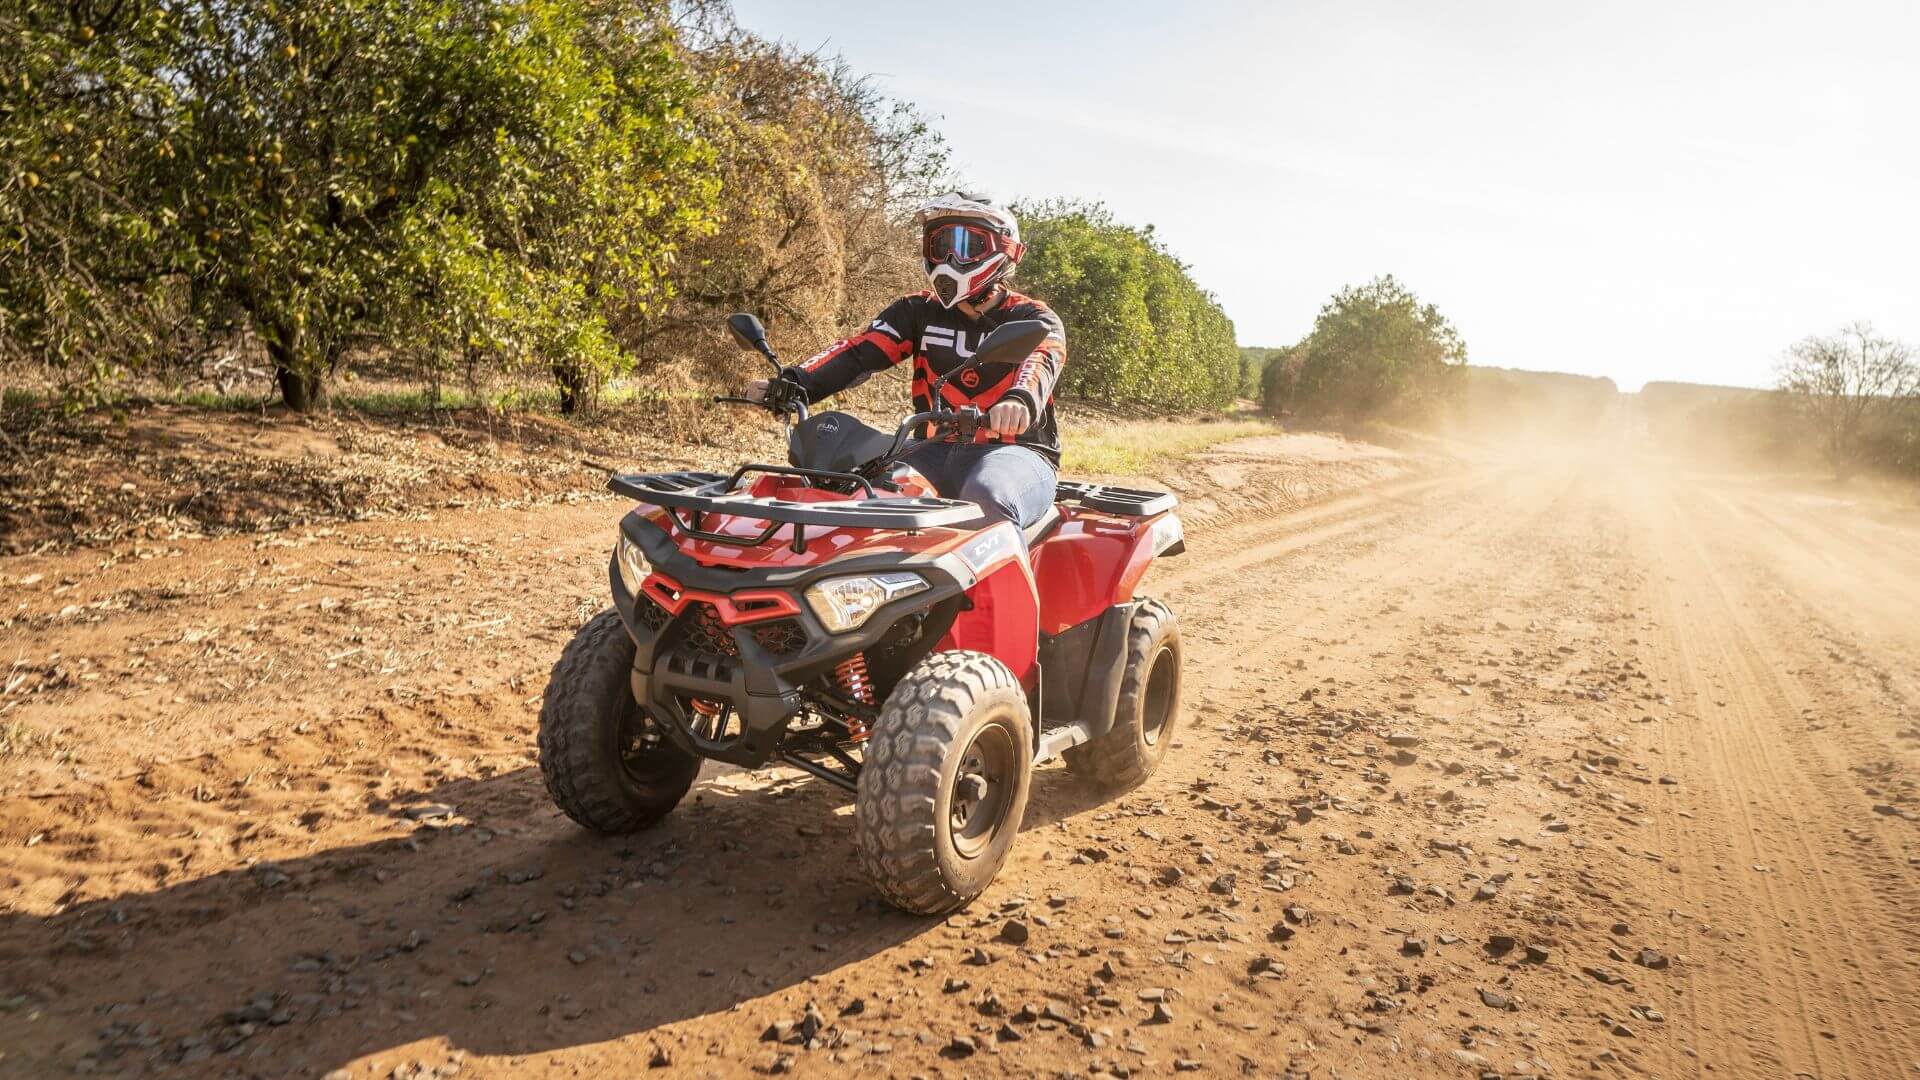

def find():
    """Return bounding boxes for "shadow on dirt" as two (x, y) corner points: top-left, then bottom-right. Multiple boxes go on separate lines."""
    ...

(0, 759), (1118, 1075)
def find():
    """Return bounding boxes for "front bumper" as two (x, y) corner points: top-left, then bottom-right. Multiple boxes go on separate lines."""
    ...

(608, 513), (965, 766)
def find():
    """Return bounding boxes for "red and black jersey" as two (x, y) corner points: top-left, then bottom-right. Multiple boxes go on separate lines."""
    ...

(786, 287), (1068, 466)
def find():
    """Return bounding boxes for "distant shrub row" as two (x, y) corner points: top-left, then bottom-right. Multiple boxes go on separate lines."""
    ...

(1014, 201), (1240, 413)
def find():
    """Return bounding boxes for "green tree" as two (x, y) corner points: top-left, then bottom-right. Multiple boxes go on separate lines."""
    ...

(0, 4), (182, 390)
(1256, 345), (1301, 412)
(3, 0), (719, 412)
(389, 0), (721, 413)
(1267, 275), (1466, 419)
(1015, 201), (1237, 412)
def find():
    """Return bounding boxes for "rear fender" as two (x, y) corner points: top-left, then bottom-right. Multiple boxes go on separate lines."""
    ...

(1031, 510), (1183, 636)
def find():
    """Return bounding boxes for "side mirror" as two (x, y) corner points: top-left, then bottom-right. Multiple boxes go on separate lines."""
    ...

(970, 319), (1051, 370)
(726, 312), (778, 365)
(927, 319), (1052, 402)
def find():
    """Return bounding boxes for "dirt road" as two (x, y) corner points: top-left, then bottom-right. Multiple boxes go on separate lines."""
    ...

(4, 444), (1918, 1078)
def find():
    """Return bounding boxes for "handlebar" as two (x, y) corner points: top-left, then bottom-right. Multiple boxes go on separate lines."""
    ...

(878, 404), (1018, 464)
(711, 373), (809, 422)
(718, 384), (1012, 473)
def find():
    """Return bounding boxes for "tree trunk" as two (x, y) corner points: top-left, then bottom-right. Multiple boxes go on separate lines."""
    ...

(266, 330), (326, 413)
(275, 366), (327, 412)
(553, 362), (586, 416)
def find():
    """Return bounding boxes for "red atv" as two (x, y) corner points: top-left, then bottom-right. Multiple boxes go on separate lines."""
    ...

(539, 314), (1185, 913)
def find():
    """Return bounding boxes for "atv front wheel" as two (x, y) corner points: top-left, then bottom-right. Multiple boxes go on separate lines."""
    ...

(538, 610), (701, 833)
(1066, 597), (1181, 791)
(855, 651), (1034, 914)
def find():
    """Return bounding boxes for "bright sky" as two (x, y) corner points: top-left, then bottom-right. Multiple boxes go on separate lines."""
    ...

(730, 0), (1916, 391)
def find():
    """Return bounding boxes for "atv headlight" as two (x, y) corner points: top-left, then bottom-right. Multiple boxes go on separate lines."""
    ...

(804, 572), (927, 634)
(615, 533), (651, 596)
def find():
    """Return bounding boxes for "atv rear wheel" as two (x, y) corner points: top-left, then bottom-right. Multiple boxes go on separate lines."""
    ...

(855, 651), (1034, 914)
(538, 610), (701, 833)
(1066, 597), (1181, 791)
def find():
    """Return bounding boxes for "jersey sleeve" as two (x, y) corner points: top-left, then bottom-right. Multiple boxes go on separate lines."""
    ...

(787, 296), (920, 403)
(1000, 299), (1067, 418)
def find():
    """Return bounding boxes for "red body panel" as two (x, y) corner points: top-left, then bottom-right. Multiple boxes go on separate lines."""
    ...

(1029, 508), (1171, 636)
(935, 525), (1040, 684)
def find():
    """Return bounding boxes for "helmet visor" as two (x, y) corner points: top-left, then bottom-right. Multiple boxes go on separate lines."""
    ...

(924, 223), (1001, 267)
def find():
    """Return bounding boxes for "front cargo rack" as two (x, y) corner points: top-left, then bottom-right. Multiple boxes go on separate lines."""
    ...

(610, 470), (1173, 550)
(610, 467), (982, 551)
(1056, 480), (1177, 517)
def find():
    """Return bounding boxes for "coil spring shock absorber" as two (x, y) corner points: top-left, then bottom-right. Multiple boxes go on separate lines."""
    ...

(689, 697), (727, 738)
(835, 653), (875, 741)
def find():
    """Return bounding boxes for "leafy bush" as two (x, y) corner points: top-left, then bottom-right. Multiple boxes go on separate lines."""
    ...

(1014, 201), (1239, 413)
(1264, 275), (1466, 420)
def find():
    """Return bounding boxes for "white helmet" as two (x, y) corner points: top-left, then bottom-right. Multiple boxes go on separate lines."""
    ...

(915, 192), (1024, 308)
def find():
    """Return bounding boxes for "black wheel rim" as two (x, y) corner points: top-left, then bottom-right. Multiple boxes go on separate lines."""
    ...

(949, 720), (1016, 860)
(615, 698), (683, 788)
(1141, 644), (1176, 748)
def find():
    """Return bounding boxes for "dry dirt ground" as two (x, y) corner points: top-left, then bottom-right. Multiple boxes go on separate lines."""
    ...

(0, 401), (763, 557)
(3, 435), (1919, 1079)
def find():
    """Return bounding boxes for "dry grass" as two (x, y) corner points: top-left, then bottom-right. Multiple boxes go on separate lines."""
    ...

(1060, 416), (1280, 476)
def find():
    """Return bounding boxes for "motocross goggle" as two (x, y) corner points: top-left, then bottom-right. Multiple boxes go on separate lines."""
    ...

(923, 222), (1016, 268)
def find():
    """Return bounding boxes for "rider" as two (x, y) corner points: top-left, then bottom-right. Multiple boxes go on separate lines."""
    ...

(748, 192), (1065, 530)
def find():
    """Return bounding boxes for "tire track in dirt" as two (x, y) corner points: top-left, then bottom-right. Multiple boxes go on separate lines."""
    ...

(1640, 481), (1823, 1075)
(1703, 485), (1920, 707)
(1647, 512), (1833, 1077)
(1152, 471), (1480, 596)
(1703, 491), (1920, 918)
(1102, 463), (1619, 1077)
(1627, 470), (1919, 1078)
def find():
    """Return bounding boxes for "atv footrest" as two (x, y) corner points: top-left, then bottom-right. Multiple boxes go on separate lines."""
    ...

(1056, 480), (1176, 517)
(1035, 720), (1093, 762)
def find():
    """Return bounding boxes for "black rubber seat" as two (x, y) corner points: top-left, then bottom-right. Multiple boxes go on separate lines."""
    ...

(788, 411), (896, 474)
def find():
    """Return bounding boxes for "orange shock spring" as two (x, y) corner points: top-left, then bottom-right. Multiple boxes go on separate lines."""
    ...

(689, 697), (727, 737)
(835, 653), (875, 741)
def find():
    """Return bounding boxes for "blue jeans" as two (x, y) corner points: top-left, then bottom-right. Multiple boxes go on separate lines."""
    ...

(900, 441), (1057, 529)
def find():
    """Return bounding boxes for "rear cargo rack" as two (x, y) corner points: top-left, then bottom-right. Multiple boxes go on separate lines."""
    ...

(610, 469), (982, 551)
(1056, 480), (1177, 517)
